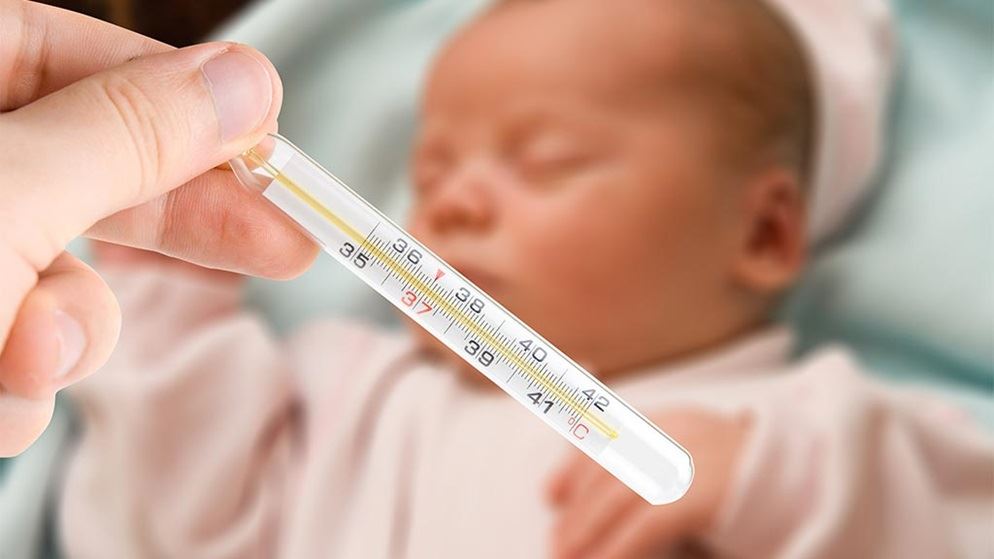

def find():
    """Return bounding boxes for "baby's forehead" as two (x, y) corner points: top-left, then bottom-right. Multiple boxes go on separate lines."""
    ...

(425, 0), (717, 107)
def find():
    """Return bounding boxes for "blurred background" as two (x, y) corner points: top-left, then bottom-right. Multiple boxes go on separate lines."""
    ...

(37, 0), (250, 46)
(2, 0), (992, 557)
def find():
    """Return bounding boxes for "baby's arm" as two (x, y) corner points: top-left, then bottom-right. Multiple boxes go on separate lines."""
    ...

(546, 352), (994, 559)
(706, 353), (993, 559)
(59, 246), (296, 558)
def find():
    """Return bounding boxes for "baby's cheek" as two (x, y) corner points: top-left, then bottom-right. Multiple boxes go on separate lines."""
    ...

(527, 212), (641, 297)
(510, 222), (633, 342)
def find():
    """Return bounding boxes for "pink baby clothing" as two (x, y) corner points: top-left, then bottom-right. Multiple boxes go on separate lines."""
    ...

(59, 267), (993, 558)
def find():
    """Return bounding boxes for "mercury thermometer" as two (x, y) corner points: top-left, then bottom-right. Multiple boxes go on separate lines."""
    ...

(230, 134), (693, 504)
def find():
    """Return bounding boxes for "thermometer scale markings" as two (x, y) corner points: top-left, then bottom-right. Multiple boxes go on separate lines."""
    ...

(247, 150), (619, 439)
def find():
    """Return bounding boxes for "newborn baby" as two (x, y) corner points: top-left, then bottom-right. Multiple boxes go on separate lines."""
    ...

(60, 1), (993, 558)
(407, 0), (813, 381)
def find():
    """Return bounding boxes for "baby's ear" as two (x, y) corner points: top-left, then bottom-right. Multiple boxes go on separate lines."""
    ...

(730, 168), (807, 295)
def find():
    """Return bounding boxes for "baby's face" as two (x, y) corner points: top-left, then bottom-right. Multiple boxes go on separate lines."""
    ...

(407, 0), (762, 378)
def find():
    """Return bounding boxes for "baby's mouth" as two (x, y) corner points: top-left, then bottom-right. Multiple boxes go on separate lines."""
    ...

(450, 262), (504, 294)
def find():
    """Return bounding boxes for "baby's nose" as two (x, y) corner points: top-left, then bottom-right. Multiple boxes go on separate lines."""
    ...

(423, 163), (499, 234)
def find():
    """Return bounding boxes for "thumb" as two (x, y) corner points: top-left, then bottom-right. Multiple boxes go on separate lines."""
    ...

(0, 41), (282, 269)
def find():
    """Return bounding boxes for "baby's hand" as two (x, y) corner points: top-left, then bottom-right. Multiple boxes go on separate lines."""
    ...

(546, 408), (752, 559)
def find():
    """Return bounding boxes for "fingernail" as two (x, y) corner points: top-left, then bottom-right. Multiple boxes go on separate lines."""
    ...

(201, 50), (274, 142)
(53, 310), (86, 379)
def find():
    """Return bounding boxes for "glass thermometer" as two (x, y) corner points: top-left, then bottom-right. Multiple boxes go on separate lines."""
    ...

(230, 134), (693, 504)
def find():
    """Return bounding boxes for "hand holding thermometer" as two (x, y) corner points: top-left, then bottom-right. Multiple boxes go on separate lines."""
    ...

(230, 134), (694, 505)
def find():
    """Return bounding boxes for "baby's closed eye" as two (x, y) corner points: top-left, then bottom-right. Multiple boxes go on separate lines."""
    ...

(511, 135), (602, 185)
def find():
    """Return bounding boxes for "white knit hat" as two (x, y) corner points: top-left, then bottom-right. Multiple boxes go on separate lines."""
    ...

(763, 0), (896, 244)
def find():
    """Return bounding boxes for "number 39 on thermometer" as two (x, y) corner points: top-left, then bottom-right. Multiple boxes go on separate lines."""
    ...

(231, 134), (694, 505)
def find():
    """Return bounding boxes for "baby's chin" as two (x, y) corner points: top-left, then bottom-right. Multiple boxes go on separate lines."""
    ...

(406, 320), (500, 391)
